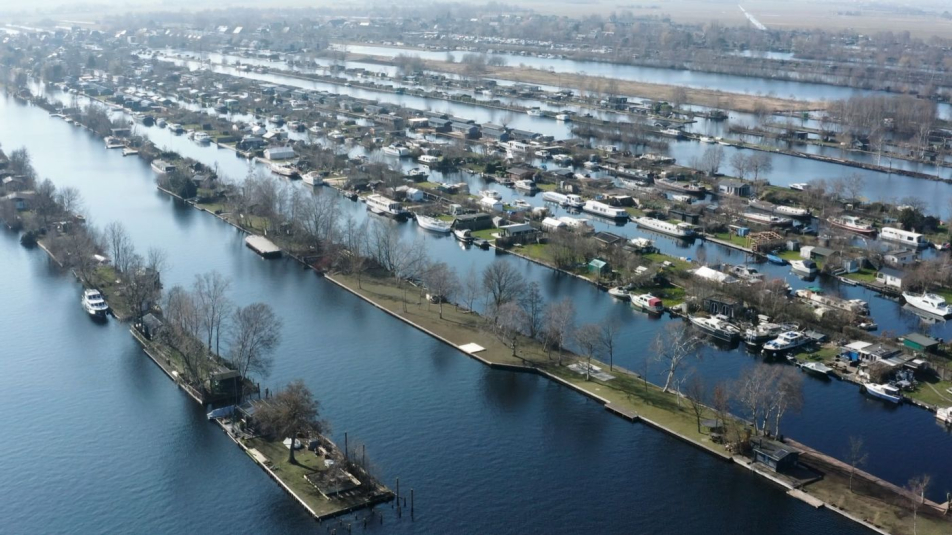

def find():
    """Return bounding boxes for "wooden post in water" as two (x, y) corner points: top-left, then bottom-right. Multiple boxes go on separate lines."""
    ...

(344, 432), (348, 458)
(396, 477), (401, 517)
(410, 488), (414, 519)
(361, 444), (365, 467)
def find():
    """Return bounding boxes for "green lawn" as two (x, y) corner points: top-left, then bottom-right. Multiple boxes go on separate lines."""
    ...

(644, 252), (692, 271)
(470, 228), (497, 240)
(844, 268), (877, 283)
(779, 249), (802, 260)
(713, 232), (751, 248)
(536, 183), (557, 191)
(905, 378), (952, 407)
(520, 243), (554, 263)
(793, 345), (839, 363)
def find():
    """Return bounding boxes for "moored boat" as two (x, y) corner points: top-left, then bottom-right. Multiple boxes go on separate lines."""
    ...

(453, 228), (474, 243)
(828, 215), (876, 235)
(631, 293), (664, 314)
(800, 361), (834, 379)
(863, 383), (902, 404)
(634, 217), (695, 238)
(82, 289), (109, 318)
(762, 331), (809, 355)
(415, 214), (452, 234)
(902, 292), (952, 317)
(689, 315), (741, 341)
(607, 287), (630, 301)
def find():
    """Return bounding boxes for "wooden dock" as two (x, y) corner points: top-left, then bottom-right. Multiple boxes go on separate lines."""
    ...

(244, 235), (281, 258)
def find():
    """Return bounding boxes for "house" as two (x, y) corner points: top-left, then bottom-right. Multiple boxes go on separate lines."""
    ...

(450, 122), (479, 138)
(481, 123), (509, 141)
(752, 439), (800, 473)
(875, 266), (904, 289)
(4, 191), (35, 211)
(841, 341), (903, 364)
(702, 296), (741, 319)
(507, 167), (535, 181)
(453, 213), (494, 231)
(883, 248), (915, 267)
(264, 146), (296, 160)
(718, 180), (751, 197)
(903, 333), (939, 354)
(407, 117), (429, 129)
(588, 258), (611, 276)
(541, 217), (567, 232)
(478, 196), (504, 212)
(499, 223), (538, 238)
(668, 208), (700, 225)
(593, 231), (624, 247)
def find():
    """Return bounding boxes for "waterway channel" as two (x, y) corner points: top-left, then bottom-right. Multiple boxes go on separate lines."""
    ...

(0, 93), (881, 534)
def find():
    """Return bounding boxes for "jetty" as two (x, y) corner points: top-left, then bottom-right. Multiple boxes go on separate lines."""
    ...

(244, 235), (281, 258)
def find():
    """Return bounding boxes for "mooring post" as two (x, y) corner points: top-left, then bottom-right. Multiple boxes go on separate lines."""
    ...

(410, 488), (414, 519)
(344, 432), (348, 458)
(361, 444), (365, 467)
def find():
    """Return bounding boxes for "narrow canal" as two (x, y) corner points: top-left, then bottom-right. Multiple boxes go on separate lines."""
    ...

(0, 94), (877, 533)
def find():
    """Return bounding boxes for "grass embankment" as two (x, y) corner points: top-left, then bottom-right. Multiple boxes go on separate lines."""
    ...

(330, 273), (725, 452)
(844, 268), (878, 283)
(793, 345), (840, 363)
(86, 265), (134, 320)
(905, 378), (952, 407)
(713, 232), (752, 248)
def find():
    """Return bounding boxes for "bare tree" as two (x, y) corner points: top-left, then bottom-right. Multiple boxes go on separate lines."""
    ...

(56, 187), (83, 216)
(685, 374), (708, 433)
(492, 301), (528, 358)
(483, 261), (527, 309)
(105, 221), (135, 274)
(575, 323), (602, 380)
(747, 152), (774, 181)
(600, 321), (619, 371)
(652, 321), (701, 393)
(423, 262), (459, 319)
(253, 380), (327, 464)
(341, 216), (369, 287)
(520, 281), (545, 339)
(193, 271), (232, 355)
(459, 266), (480, 313)
(905, 474), (931, 535)
(543, 298), (575, 364)
(847, 436), (869, 493)
(769, 368), (804, 436)
(712, 381), (730, 430)
(730, 153), (749, 180)
(229, 302), (282, 399)
(700, 146), (724, 175)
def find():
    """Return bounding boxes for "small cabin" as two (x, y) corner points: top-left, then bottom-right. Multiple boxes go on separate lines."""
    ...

(753, 439), (800, 473)
(588, 258), (611, 276)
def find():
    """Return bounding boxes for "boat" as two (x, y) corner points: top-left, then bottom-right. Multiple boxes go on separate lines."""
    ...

(382, 145), (410, 157)
(169, 123), (184, 134)
(902, 292), (952, 317)
(742, 212), (792, 226)
(555, 113), (571, 121)
(744, 322), (784, 346)
(774, 205), (810, 217)
(838, 276), (858, 286)
(863, 383), (902, 404)
(511, 199), (531, 209)
(122, 147), (139, 157)
(669, 194), (694, 204)
(936, 407), (952, 425)
(479, 189), (503, 201)
(790, 183), (809, 191)
(800, 361), (833, 379)
(526, 107), (544, 116)
(631, 293), (664, 314)
(269, 162), (299, 178)
(581, 200), (628, 220)
(795, 288), (869, 314)
(406, 168), (428, 179)
(698, 136), (716, 143)
(659, 128), (685, 139)
(514, 180), (537, 192)
(879, 227), (927, 248)
(607, 287), (630, 301)
(192, 132), (211, 144)
(765, 254), (787, 265)
(156, 118), (167, 128)
(104, 136), (124, 149)
(789, 259), (818, 275)
(453, 229), (473, 243)
(415, 214), (452, 234)
(655, 178), (706, 196)
(689, 315), (741, 341)
(365, 194), (406, 219)
(541, 191), (584, 209)
(762, 331), (809, 355)
(828, 215), (876, 235)
(82, 289), (109, 318)
(634, 217), (695, 238)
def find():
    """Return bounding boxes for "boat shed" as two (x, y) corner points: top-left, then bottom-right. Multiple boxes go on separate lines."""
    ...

(903, 333), (940, 354)
(453, 213), (494, 231)
(753, 439), (800, 473)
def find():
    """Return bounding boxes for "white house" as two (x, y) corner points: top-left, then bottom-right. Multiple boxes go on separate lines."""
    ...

(478, 196), (503, 212)
(883, 249), (915, 267)
(875, 267), (904, 289)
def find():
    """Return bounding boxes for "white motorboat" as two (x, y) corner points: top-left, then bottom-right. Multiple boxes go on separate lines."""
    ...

(902, 292), (952, 317)
(122, 147), (139, 157)
(631, 293), (664, 314)
(555, 113), (571, 121)
(416, 214), (452, 234)
(541, 191), (584, 209)
(302, 172), (324, 186)
(526, 107), (544, 116)
(742, 212), (792, 226)
(744, 322), (784, 346)
(104, 136), (124, 149)
(192, 132), (211, 144)
(790, 183), (809, 191)
(406, 167), (428, 179)
(156, 118), (167, 128)
(151, 159), (175, 174)
(382, 145), (410, 157)
(800, 361), (833, 378)
(762, 331), (809, 354)
(607, 287), (630, 301)
(698, 136), (716, 143)
(366, 194), (406, 219)
(689, 315), (741, 342)
(82, 289), (109, 318)
(480, 189), (503, 201)
(634, 217), (695, 238)
(789, 259), (818, 275)
(863, 383), (902, 404)
(514, 180), (537, 192)
(511, 199), (531, 210)
(453, 229), (473, 243)
(269, 162), (299, 178)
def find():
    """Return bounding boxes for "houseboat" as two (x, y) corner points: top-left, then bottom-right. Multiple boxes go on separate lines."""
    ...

(631, 294), (664, 314)
(742, 212), (792, 227)
(365, 194), (406, 219)
(192, 132), (211, 144)
(744, 322), (784, 347)
(302, 172), (324, 186)
(82, 289), (109, 318)
(936, 407), (952, 425)
(828, 215), (876, 235)
(902, 292), (952, 317)
(555, 113), (572, 121)
(634, 217), (695, 238)
(880, 227), (927, 248)
(526, 107), (544, 116)
(541, 191), (584, 209)
(581, 200), (628, 221)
